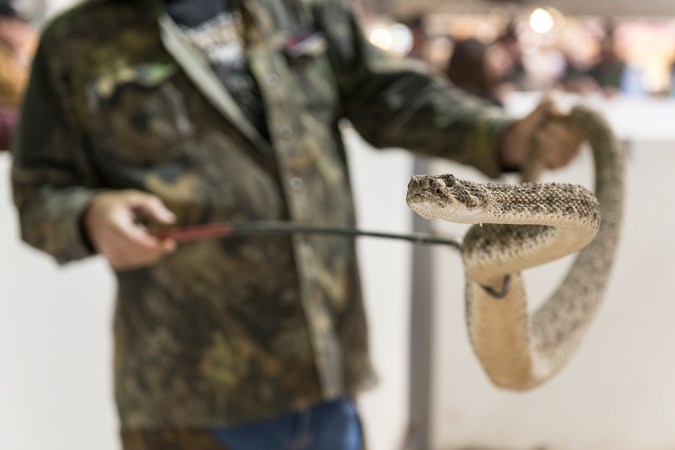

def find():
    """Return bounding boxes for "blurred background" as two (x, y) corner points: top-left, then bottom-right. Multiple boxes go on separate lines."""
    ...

(355, 0), (675, 100)
(2, 1), (675, 450)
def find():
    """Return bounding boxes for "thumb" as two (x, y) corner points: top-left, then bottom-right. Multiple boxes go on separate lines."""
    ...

(500, 96), (558, 170)
(128, 192), (176, 225)
(522, 96), (557, 130)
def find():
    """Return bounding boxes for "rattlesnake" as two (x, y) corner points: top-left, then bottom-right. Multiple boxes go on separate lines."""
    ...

(406, 106), (624, 390)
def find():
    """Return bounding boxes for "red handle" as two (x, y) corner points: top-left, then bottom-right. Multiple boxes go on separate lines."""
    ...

(154, 223), (235, 243)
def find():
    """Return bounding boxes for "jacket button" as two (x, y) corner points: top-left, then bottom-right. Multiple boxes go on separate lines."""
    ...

(278, 125), (293, 139)
(290, 177), (304, 190)
(266, 73), (280, 87)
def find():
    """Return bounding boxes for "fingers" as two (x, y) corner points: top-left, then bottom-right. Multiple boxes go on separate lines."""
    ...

(534, 121), (586, 169)
(529, 95), (557, 121)
(500, 95), (586, 170)
(500, 96), (562, 168)
(83, 190), (177, 270)
(128, 191), (177, 225)
(118, 213), (176, 252)
(514, 97), (553, 137)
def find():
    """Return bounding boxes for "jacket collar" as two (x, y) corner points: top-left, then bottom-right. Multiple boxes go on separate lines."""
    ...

(150, 0), (271, 152)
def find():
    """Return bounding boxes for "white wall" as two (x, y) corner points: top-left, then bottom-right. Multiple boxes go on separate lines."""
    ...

(0, 156), (118, 450)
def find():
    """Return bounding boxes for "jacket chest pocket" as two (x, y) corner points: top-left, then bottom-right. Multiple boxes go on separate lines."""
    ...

(282, 32), (337, 114)
(87, 63), (195, 166)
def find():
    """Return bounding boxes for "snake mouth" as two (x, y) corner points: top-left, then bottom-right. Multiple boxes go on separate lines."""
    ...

(407, 174), (471, 221)
(407, 174), (455, 200)
(407, 174), (489, 210)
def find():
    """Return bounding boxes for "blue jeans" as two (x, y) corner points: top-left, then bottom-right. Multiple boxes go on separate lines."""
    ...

(209, 397), (363, 450)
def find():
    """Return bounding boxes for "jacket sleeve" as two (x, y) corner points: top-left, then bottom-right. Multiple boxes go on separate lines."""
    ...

(312, 0), (515, 178)
(11, 33), (102, 264)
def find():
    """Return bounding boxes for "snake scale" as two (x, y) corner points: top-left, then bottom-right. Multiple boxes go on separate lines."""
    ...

(406, 106), (624, 390)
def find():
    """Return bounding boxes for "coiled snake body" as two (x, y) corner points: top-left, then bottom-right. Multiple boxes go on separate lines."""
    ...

(406, 107), (624, 390)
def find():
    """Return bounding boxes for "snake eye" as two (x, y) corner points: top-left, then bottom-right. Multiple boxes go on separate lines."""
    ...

(444, 174), (456, 187)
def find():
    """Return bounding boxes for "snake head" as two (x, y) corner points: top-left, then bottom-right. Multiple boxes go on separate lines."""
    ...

(406, 174), (490, 222)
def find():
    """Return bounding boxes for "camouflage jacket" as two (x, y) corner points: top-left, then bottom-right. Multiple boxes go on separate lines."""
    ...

(11, 0), (513, 430)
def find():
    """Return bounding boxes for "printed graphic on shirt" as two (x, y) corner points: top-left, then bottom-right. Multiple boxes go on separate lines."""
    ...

(182, 12), (245, 69)
(181, 12), (268, 139)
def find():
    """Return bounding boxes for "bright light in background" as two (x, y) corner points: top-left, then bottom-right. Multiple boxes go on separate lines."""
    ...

(367, 22), (413, 56)
(369, 25), (394, 51)
(530, 8), (554, 34)
(389, 23), (414, 55)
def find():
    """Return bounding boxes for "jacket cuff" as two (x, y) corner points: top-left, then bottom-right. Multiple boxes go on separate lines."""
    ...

(462, 110), (516, 179)
(27, 188), (102, 265)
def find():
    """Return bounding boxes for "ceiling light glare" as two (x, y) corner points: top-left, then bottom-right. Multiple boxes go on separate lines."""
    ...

(530, 8), (554, 34)
(369, 25), (393, 51)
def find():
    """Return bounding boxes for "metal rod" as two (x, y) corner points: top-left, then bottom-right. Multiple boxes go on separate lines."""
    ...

(153, 220), (462, 251)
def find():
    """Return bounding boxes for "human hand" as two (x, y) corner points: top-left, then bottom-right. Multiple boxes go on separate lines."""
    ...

(500, 96), (586, 170)
(83, 190), (177, 270)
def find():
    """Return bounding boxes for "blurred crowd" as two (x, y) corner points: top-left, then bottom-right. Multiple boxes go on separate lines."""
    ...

(394, 11), (675, 106)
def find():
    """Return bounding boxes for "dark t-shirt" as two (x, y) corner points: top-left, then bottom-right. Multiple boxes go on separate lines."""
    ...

(166, 0), (269, 140)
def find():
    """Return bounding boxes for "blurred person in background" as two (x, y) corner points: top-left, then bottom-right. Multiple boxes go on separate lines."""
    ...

(587, 24), (627, 97)
(400, 13), (454, 70)
(401, 14), (427, 60)
(10, 0), (585, 449)
(492, 21), (528, 91)
(558, 46), (599, 95)
(445, 37), (503, 106)
(0, 0), (37, 150)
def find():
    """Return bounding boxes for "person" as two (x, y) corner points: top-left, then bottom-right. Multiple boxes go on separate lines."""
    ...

(0, 0), (37, 150)
(587, 24), (627, 98)
(400, 14), (427, 60)
(492, 21), (528, 92)
(10, 0), (584, 449)
(445, 37), (503, 106)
